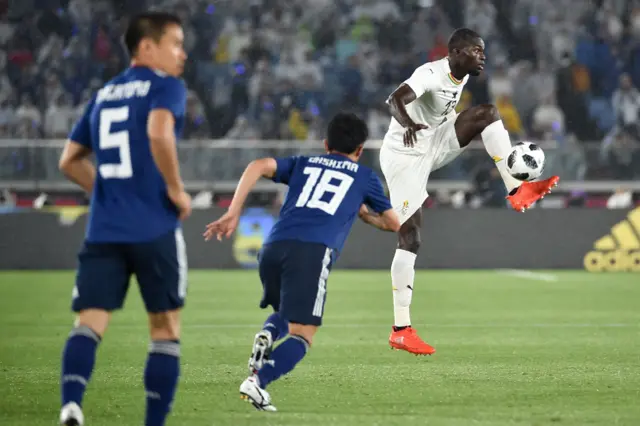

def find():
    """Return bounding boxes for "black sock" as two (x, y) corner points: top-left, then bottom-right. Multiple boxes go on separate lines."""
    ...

(393, 325), (410, 332)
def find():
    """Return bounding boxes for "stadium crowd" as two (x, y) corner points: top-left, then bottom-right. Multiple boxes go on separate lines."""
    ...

(0, 0), (639, 184)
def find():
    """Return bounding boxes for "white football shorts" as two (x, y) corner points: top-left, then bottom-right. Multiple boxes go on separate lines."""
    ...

(379, 118), (467, 225)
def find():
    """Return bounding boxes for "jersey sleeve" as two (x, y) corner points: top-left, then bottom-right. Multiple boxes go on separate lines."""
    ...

(150, 77), (187, 119)
(68, 96), (96, 148)
(272, 156), (298, 184)
(403, 65), (440, 99)
(364, 172), (392, 213)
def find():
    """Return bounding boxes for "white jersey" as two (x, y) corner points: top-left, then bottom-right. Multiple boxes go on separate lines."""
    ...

(384, 57), (469, 153)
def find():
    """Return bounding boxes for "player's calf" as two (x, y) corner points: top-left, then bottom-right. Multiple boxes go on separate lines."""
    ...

(60, 323), (102, 421)
(145, 310), (181, 426)
(249, 311), (288, 373)
(392, 212), (420, 330)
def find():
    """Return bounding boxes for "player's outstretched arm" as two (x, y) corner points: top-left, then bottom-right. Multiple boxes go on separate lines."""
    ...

(148, 109), (191, 220)
(358, 205), (401, 232)
(59, 140), (95, 194)
(204, 158), (277, 241)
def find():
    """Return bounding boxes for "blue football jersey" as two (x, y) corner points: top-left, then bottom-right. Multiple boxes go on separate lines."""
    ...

(69, 66), (186, 243)
(264, 153), (392, 253)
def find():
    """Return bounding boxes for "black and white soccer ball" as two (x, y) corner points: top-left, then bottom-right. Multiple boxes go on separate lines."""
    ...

(506, 141), (545, 181)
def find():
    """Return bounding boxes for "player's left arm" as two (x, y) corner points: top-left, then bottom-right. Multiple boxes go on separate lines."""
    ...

(59, 98), (96, 194)
(359, 173), (400, 232)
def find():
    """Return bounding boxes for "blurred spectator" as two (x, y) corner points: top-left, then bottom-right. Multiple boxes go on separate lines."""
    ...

(464, 0), (497, 41)
(600, 128), (640, 179)
(495, 95), (524, 139)
(488, 64), (513, 101)
(1, 0), (640, 185)
(612, 73), (640, 137)
(183, 94), (210, 139)
(15, 95), (41, 131)
(43, 94), (74, 138)
(367, 105), (390, 139)
(532, 95), (565, 137)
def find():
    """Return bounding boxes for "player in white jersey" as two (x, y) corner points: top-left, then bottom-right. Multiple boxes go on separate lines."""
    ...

(380, 28), (560, 355)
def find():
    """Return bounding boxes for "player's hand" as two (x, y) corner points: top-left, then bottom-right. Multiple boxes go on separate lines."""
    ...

(203, 210), (240, 241)
(403, 123), (429, 147)
(168, 187), (192, 220)
(358, 204), (369, 218)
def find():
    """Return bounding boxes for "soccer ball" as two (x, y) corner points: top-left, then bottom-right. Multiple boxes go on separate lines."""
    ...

(506, 142), (545, 181)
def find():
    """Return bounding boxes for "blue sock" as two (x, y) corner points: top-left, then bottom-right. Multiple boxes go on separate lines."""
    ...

(262, 311), (288, 342)
(61, 325), (101, 407)
(257, 335), (308, 388)
(144, 340), (180, 426)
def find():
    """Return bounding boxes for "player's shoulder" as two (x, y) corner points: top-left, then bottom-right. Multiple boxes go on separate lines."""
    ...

(147, 70), (186, 95)
(415, 57), (449, 76)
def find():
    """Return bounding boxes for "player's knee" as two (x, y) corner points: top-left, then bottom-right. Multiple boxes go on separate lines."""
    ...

(288, 323), (317, 347)
(398, 225), (421, 254)
(76, 309), (111, 337)
(473, 104), (500, 128)
(148, 310), (181, 341)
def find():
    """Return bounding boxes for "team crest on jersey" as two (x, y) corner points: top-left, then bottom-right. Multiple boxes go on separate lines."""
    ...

(401, 200), (409, 215)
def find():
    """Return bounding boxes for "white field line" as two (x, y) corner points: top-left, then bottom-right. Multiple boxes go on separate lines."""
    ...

(495, 269), (559, 282)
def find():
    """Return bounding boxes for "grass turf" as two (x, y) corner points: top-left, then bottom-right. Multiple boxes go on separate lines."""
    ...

(1, 270), (639, 426)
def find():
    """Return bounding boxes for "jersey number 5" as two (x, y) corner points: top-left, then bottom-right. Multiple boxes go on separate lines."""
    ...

(296, 166), (354, 215)
(99, 106), (132, 179)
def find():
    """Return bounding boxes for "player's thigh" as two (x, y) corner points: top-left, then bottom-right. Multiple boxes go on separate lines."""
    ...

(73, 241), (131, 315)
(431, 117), (468, 172)
(257, 243), (285, 312)
(279, 241), (334, 327)
(130, 228), (188, 314)
(379, 143), (432, 225)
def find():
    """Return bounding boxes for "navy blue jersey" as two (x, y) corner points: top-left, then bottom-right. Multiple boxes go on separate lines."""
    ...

(264, 153), (392, 253)
(69, 66), (186, 243)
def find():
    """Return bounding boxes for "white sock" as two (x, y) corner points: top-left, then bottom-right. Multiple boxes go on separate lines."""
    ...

(391, 249), (416, 327)
(480, 120), (522, 193)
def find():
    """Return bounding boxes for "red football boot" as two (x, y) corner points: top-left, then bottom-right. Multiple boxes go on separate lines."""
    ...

(389, 327), (436, 356)
(507, 176), (560, 212)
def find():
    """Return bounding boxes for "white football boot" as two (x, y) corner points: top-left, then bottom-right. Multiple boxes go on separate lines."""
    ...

(60, 402), (84, 426)
(247, 330), (273, 374)
(239, 376), (277, 411)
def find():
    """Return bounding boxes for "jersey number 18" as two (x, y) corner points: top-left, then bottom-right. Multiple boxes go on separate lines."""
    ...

(296, 166), (354, 215)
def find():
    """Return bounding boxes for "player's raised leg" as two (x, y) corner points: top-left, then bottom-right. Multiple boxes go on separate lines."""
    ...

(454, 104), (559, 211)
(388, 209), (436, 355)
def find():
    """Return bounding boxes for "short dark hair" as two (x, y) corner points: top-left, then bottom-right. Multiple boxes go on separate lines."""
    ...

(448, 28), (482, 52)
(326, 112), (369, 155)
(124, 12), (182, 57)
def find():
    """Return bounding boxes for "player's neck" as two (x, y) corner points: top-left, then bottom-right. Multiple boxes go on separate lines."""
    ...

(328, 151), (358, 162)
(447, 57), (467, 81)
(130, 59), (158, 72)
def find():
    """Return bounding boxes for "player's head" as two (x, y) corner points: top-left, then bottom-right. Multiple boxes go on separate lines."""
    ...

(124, 12), (186, 77)
(448, 28), (485, 77)
(325, 113), (369, 160)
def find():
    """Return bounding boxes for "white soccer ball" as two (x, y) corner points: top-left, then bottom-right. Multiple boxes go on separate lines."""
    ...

(506, 141), (545, 181)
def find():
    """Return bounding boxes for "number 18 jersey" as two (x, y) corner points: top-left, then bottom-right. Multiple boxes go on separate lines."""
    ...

(69, 66), (187, 243)
(264, 153), (392, 254)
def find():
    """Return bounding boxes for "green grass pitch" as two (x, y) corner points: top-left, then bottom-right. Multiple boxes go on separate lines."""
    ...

(1, 270), (639, 426)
